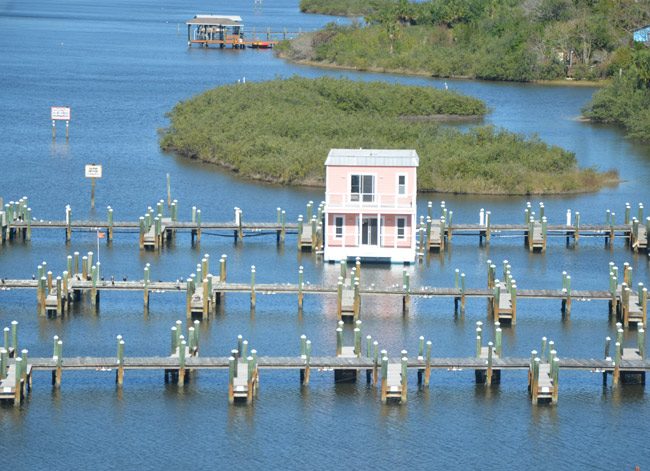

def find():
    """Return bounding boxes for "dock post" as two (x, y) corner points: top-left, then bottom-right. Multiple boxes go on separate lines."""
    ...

(613, 341), (621, 387)
(196, 209), (202, 245)
(228, 356), (236, 403)
(298, 266), (304, 311)
(531, 357), (540, 403)
(487, 341), (494, 386)
(400, 353), (408, 403)
(73, 252), (79, 277)
(138, 216), (145, 249)
(143, 264), (150, 311)
(371, 344), (379, 385)
(336, 277), (343, 319)
(638, 328), (645, 359)
(353, 279), (360, 320)
(25, 207), (31, 241)
(402, 270), (410, 316)
(424, 341), (432, 387)
(574, 211), (580, 244)
(297, 216), (303, 250)
(276, 208), (281, 244)
(336, 327), (343, 356)
(178, 340), (186, 386)
(37, 276), (46, 315)
(185, 277), (193, 319)
(14, 357), (23, 406)
(641, 285), (647, 325)
(281, 210), (286, 243)
(491, 323), (500, 354)
(107, 207), (114, 243)
(202, 277), (210, 319)
(116, 335), (124, 386)
(53, 340), (63, 387)
(90, 265), (97, 307)
(542, 216), (548, 251)
(460, 272), (466, 314)
(246, 355), (255, 403)
(380, 355), (388, 403)
(0, 348), (6, 379)
(66, 255), (73, 280)
(625, 203), (631, 226)
(303, 341), (312, 386)
(486, 211), (491, 244)
(11, 320), (18, 354)
(65, 205), (72, 242)
(353, 327), (361, 357)
(551, 357), (560, 404)
(236, 208), (243, 242)
(250, 266), (256, 311)
(511, 283), (518, 325)
(56, 276), (62, 316)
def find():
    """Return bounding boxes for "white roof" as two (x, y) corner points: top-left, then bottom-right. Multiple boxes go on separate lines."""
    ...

(187, 15), (243, 26)
(325, 149), (419, 167)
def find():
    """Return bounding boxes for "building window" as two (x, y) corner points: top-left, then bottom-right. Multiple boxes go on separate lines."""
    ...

(351, 174), (375, 202)
(335, 216), (344, 239)
(398, 175), (406, 195)
(397, 217), (406, 239)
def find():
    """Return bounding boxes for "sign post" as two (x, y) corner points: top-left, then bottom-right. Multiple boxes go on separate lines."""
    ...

(51, 107), (71, 140)
(85, 164), (103, 209)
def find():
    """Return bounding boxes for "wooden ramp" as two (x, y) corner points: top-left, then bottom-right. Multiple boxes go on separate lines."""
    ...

(299, 225), (313, 250)
(475, 346), (501, 384)
(0, 363), (31, 405)
(534, 363), (555, 402)
(427, 219), (444, 252)
(493, 282), (516, 324)
(528, 222), (546, 252)
(335, 346), (358, 383)
(381, 361), (406, 404)
(632, 225), (647, 253)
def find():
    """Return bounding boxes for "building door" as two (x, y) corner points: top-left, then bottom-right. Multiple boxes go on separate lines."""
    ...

(361, 217), (378, 246)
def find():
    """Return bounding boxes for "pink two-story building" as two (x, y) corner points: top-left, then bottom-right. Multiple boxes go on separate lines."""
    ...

(323, 149), (419, 263)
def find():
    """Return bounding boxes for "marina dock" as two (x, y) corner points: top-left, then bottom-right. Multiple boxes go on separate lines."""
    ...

(1, 199), (649, 258)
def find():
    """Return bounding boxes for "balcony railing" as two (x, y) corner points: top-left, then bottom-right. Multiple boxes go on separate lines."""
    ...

(326, 192), (414, 210)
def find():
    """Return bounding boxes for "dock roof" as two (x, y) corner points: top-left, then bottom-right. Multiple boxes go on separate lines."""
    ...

(186, 15), (243, 26)
(325, 149), (419, 167)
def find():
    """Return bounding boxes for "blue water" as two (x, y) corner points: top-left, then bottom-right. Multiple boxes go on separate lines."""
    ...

(1, 0), (650, 469)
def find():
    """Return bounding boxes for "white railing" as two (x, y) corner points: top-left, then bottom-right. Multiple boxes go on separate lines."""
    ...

(326, 192), (414, 210)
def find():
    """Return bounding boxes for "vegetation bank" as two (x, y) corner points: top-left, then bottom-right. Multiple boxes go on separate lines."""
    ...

(280, 0), (650, 82)
(160, 77), (617, 194)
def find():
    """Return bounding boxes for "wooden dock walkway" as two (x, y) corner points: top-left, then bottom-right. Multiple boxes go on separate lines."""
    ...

(1, 277), (643, 324)
(2, 199), (649, 256)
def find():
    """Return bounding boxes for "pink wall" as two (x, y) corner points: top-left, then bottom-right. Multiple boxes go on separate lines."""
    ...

(327, 213), (413, 248)
(325, 165), (417, 208)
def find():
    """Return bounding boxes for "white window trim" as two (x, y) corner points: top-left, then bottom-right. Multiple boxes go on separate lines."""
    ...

(397, 216), (407, 240)
(350, 173), (377, 202)
(334, 215), (344, 239)
(397, 173), (407, 196)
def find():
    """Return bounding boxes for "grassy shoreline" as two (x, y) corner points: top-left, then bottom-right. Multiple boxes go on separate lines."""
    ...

(160, 77), (617, 195)
(277, 51), (607, 88)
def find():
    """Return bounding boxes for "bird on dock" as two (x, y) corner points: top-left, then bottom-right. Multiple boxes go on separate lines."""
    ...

(123, 276), (128, 282)
(31, 274), (35, 280)
(111, 276), (115, 285)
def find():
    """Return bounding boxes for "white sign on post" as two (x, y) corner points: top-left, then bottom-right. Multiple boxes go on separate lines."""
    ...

(51, 107), (71, 121)
(85, 164), (103, 178)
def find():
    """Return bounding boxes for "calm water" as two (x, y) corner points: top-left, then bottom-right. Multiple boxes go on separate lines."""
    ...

(1, 0), (650, 469)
